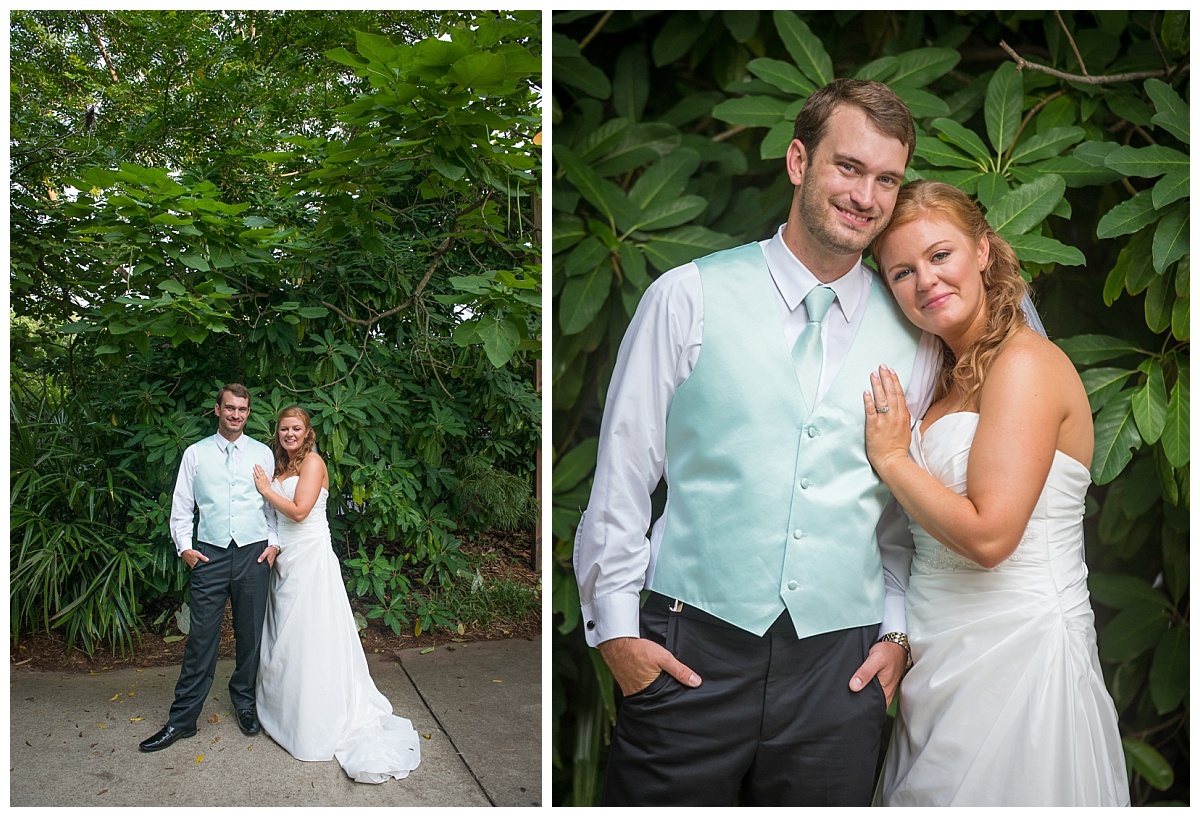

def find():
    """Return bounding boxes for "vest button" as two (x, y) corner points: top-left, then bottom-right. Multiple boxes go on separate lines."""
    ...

(800, 479), (811, 489)
(787, 580), (799, 591)
(792, 529), (803, 539)
(807, 425), (819, 438)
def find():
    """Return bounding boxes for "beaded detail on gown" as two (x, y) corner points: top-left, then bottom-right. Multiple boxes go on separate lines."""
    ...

(875, 413), (1128, 806)
(257, 476), (421, 784)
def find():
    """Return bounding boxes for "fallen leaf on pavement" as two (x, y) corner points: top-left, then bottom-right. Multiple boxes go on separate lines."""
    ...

(109, 694), (120, 701)
(130, 717), (144, 722)
(207, 714), (220, 724)
(195, 754), (204, 763)
(420, 647), (434, 654)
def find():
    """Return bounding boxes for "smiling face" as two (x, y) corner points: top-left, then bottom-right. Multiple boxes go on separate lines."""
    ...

(784, 104), (909, 280)
(276, 413), (309, 454)
(214, 392), (250, 441)
(875, 213), (991, 353)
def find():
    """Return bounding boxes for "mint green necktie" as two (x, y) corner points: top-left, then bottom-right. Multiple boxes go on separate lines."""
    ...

(225, 441), (235, 474)
(792, 285), (836, 411)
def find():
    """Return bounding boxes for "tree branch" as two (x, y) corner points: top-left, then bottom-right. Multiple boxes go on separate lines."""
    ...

(81, 12), (120, 83)
(1000, 40), (1184, 85)
(319, 232), (456, 327)
(578, 11), (613, 50)
(1054, 12), (1088, 76)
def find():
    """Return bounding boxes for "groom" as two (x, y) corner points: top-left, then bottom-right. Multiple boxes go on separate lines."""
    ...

(574, 79), (936, 805)
(140, 383), (281, 752)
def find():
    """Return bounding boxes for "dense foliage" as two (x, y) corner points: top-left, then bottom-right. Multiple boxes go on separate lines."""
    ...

(551, 10), (1188, 806)
(11, 11), (541, 652)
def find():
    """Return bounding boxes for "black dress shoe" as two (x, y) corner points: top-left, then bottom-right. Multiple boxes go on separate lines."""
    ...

(236, 708), (261, 736)
(138, 724), (197, 752)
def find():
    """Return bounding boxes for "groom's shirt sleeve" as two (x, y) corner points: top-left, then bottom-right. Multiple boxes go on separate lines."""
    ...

(169, 445), (200, 557)
(574, 263), (703, 648)
(260, 446), (279, 548)
(875, 329), (943, 638)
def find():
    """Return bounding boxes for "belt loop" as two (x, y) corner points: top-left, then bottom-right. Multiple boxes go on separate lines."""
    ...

(669, 599), (684, 613)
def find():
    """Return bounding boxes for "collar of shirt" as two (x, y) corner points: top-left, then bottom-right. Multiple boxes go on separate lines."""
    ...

(761, 223), (870, 325)
(216, 434), (241, 454)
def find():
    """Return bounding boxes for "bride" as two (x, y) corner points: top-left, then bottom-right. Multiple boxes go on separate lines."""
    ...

(252, 406), (421, 784)
(862, 181), (1128, 806)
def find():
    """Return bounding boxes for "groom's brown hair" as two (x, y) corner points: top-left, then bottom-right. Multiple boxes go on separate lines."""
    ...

(793, 78), (916, 166)
(216, 382), (252, 409)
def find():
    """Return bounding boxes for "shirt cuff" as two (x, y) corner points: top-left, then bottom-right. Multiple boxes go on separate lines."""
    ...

(878, 592), (908, 639)
(580, 592), (643, 648)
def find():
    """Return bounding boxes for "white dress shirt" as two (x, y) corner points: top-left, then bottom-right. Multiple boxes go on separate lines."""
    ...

(169, 432), (279, 556)
(574, 225), (941, 647)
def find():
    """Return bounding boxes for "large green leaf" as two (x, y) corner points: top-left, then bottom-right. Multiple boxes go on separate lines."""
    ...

(1123, 738), (1175, 791)
(640, 226), (737, 274)
(577, 117), (634, 164)
(747, 57), (816, 96)
(1003, 233), (1085, 267)
(1096, 190), (1159, 239)
(1099, 602), (1168, 662)
(449, 51), (509, 90)
(555, 144), (633, 225)
(651, 11), (705, 67)
(1152, 170), (1189, 210)
(1160, 10), (1189, 54)
(620, 196), (708, 234)
(612, 44), (650, 122)
(628, 149), (702, 211)
(1144, 270), (1175, 333)
(711, 95), (791, 128)
(558, 265), (611, 336)
(773, 11), (832, 87)
(1103, 144), (1190, 179)
(1131, 359), (1168, 444)
(1057, 334), (1143, 365)
(914, 134), (979, 169)
(1114, 227), (1157, 298)
(984, 62), (1023, 154)
(1090, 388), (1143, 484)
(886, 47), (960, 89)
(553, 35), (612, 99)
(1007, 127), (1084, 165)
(1160, 371), (1189, 468)
(1088, 572), (1170, 610)
(1145, 78), (1189, 145)
(1026, 155), (1123, 187)
(1149, 626), (1189, 715)
(985, 174), (1065, 237)
(475, 315), (521, 367)
(1152, 206), (1189, 274)
(552, 437), (599, 494)
(893, 87), (950, 119)
(591, 123), (682, 177)
(1079, 367), (1133, 413)
(930, 117), (992, 165)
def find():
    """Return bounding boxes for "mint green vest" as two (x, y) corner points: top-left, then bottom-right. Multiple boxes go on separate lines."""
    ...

(650, 242), (921, 639)
(194, 434), (270, 547)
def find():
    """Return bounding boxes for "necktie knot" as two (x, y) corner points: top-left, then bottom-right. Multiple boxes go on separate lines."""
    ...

(804, 285), (836, 324)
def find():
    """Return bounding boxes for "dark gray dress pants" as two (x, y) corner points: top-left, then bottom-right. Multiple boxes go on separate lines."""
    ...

(167, 539), (270, 729)
(603, 592), (888, 806)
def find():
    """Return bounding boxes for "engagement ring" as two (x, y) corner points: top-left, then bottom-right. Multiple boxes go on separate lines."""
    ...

(876, 405), (890, 413)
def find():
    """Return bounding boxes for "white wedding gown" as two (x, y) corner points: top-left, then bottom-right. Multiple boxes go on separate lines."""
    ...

(875, 413), (1129, 806)
(256, 476), (421, 784)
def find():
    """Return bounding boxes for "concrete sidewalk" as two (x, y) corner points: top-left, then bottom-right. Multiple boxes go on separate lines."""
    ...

(10, 637), (541, 807)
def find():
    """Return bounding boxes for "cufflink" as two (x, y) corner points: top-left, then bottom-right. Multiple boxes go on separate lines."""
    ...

(586, 620), (596, 630)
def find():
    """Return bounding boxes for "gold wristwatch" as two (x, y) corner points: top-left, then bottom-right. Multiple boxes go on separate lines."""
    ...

(877, 631), (913, 670)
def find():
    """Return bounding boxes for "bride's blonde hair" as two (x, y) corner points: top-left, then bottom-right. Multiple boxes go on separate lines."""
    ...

(272, 406), (317, 479)
(871, 179), (1029, 407)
